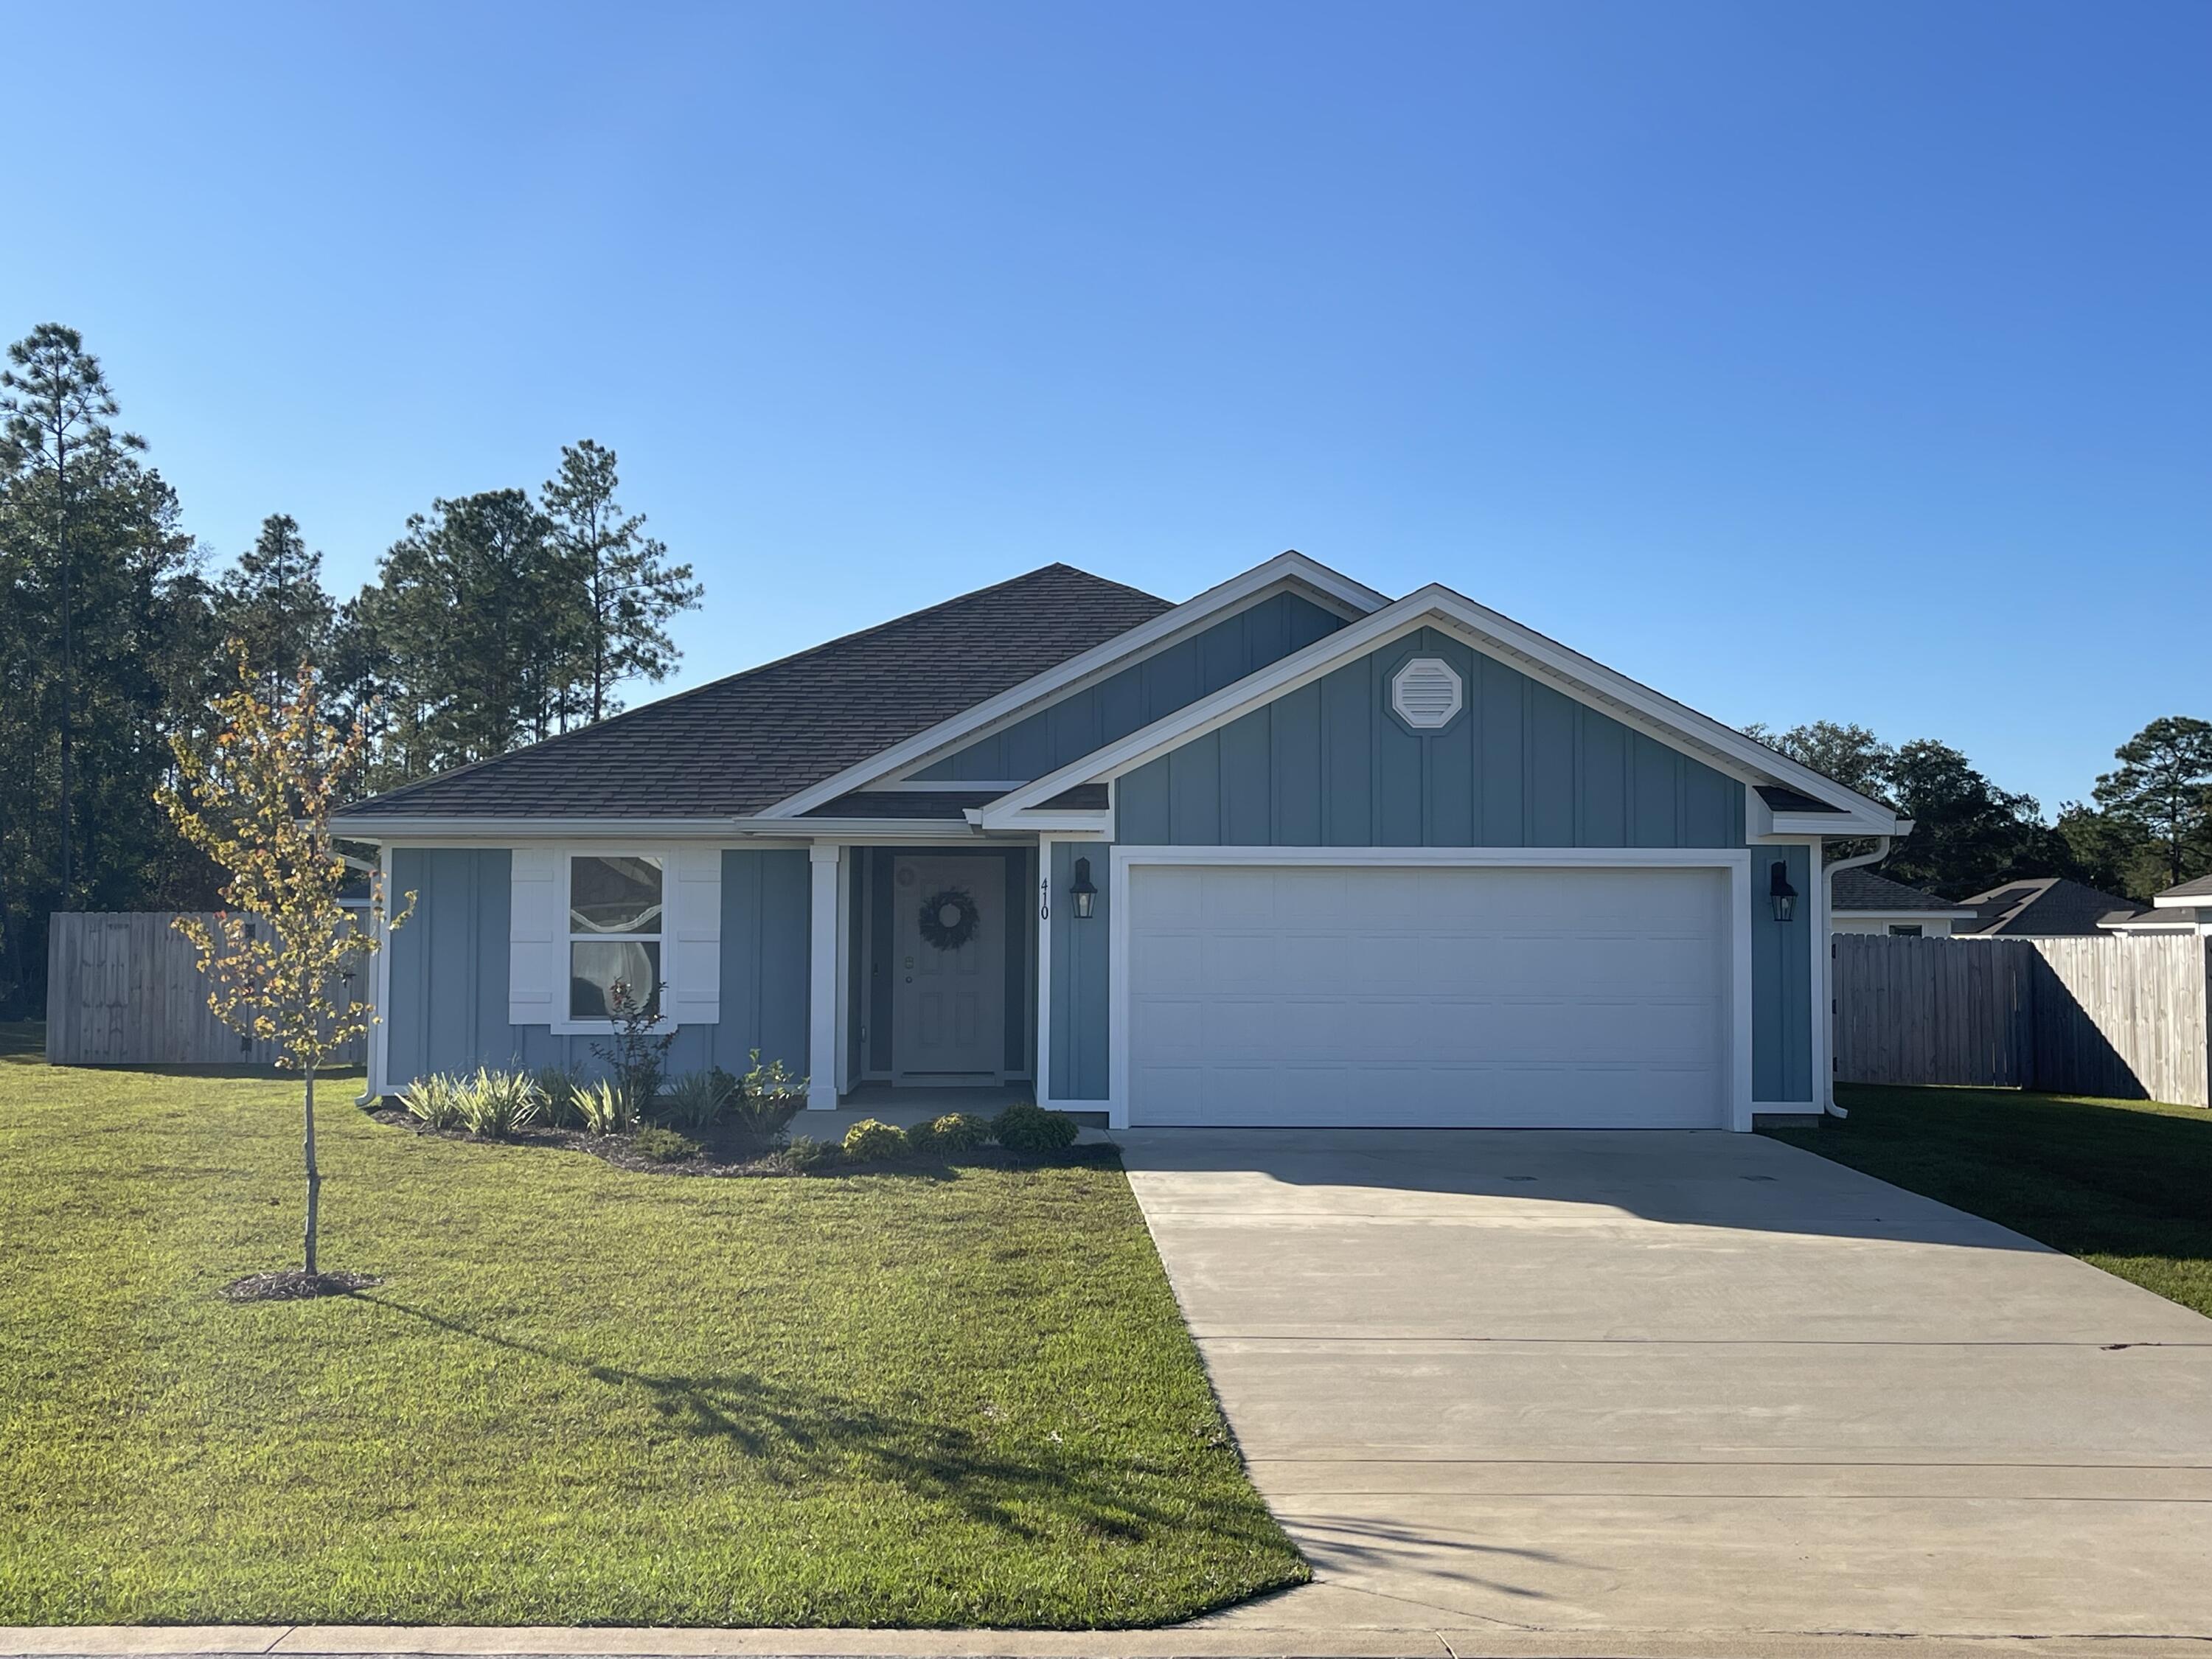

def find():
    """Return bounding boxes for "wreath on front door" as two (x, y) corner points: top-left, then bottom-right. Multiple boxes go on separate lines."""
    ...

(918, 888), (981, 952)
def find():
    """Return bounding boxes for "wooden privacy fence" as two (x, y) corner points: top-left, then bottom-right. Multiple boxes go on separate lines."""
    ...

(1833, 932), (2211, 1107)
(44, 911), (368, 1068)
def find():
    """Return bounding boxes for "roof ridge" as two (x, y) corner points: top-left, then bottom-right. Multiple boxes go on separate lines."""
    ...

(343, 562), (1167, 814)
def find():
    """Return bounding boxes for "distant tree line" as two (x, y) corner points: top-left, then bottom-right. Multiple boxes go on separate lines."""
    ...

(0, 323), (699, 1012)
(1744, 718), (2212, 902)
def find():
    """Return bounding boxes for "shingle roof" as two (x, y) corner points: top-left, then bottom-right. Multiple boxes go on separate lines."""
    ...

(1958, 876), (2140, 936)
(1756, 785), (1847, 814)
(2155, 872), (2212, 902)
(338, 565), (1171, 821)
(1830, 868), (1964, 913)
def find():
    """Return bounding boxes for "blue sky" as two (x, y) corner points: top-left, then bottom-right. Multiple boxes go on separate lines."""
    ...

(4, 1), (2205, 812)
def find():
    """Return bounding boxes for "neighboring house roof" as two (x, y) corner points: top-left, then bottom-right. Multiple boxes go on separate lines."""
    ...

(1830, 868), (1968, 914)
(2153, 872), (2212, 905)
(1957, 875), (2140, 936)
(333, 565), (1169, 822)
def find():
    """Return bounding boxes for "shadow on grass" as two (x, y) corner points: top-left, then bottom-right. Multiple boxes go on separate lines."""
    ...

(352, 1290), (1295, 1573)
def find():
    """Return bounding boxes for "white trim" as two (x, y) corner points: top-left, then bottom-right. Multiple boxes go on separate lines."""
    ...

(982, 587), (1902, 832)
(1832, 908), (1977, 923)
(807, 843), (841, 1109)
(833, 845), (852, 1095)
(1034, 835), (1059, 1113)
(1804, 841), (1828, 1116)
(2153, 893), (2212, 908)
(758, 553), (1391, 818)
(330, 816), (999, 842)
(547, 845), (684, 1037)
(965, 807), (1112, 833)
(1106, 844), (1757, 1134)
(369, 841), (396, 1099)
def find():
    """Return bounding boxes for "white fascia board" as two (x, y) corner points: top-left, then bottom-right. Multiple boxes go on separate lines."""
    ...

(981, 585), (1903, 830)
(328, 814), (990, 843)
(754, 552), (1390, 819)
(2152, 894), (2211, 908)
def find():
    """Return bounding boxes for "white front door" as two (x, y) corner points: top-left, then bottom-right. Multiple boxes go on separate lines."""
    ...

(892, 855), (1004, 1079)
(1124, 861), (1731, 1127)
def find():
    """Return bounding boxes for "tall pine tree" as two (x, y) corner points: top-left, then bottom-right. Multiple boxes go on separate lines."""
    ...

(542, 440), (700, 726)
(213, 513), (335, 700)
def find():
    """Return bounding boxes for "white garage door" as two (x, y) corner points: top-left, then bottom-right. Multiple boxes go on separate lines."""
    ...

(1125, 862), (1732, 1127)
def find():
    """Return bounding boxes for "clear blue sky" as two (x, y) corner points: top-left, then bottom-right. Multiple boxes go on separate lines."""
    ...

(5, 1), (2205, 812)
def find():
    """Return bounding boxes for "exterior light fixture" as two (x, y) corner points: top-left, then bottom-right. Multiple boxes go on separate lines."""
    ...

(1070, 858), (1098, 921)
(1769, 860), (1798, 924)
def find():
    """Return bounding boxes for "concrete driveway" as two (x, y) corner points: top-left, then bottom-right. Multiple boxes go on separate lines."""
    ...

(1119, 1127), (2212, 1646)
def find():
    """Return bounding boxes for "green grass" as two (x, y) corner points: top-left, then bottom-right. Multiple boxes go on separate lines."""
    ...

(0, 1043), (1304, 1627)
(1764, 1084), (2212, 1319)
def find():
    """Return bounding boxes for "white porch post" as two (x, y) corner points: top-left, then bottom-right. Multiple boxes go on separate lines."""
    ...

(807, 842), (841, 1110)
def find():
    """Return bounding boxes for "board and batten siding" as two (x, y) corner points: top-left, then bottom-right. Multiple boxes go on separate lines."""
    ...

(385, 846), (809, 1090)
(916, 591), (1344, 783)
(1046, 629), (1815, 1105)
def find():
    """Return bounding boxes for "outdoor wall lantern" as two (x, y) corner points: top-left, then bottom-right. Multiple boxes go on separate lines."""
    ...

(1769, 860), (1798, 924)
(1070, 858), (1099, 920)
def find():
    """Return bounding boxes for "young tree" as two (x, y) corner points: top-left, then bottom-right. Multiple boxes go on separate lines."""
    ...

(1, 324), (145, 899)
(157, 658), (411, 1289)
(2093, 716), (2212, 888)
(541, 439), (700, 725)
(214, 513), (335, 700)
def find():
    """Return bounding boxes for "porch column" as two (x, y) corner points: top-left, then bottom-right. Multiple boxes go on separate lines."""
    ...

(807, 843), (841, 1109)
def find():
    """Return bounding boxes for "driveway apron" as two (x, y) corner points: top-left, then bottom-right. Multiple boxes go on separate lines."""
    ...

(1118, 1127), (2212, 1641)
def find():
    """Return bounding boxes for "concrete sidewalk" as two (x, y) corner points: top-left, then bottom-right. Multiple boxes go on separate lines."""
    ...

(4, 1627), (2210, 1659)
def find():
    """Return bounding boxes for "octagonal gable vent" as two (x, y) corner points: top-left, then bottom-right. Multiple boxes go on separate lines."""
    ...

(1389, 657), (1464, 731)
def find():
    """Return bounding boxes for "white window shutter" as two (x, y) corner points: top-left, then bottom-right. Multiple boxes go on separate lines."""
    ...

(667, 845), (723, 1024)
(509, 846), (560, 1026)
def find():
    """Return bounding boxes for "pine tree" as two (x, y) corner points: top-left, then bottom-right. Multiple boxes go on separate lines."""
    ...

(214, 513), (335, 700)
(541, 440), (700, 725)
(2093, 717), (2212, 888)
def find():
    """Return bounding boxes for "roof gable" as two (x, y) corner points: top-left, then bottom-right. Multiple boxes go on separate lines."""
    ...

(1831, 868), (1968, 913)
(333, 564), (1168, 824)
(983, 582), (1902, 832)
(1959, 876), (2140, 936)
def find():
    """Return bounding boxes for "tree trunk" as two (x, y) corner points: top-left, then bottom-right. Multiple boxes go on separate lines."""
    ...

(302, 1065), (321, 1276)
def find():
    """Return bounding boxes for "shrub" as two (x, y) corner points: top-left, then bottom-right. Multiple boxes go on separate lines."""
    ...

(782, 1133), (841, 1172)
(532, 1063), (585, 1128)
(658, 1070), (731, 1130)
(589, 978), (674, 1119)
(632, 1124), (701, 1163)
(401, 1073), (467, 1131)
(912, 1111), (991, 1154)
(456, 1068), (542, 1138)
(841, 1118), (910, 1164)
(993, 1102), (1079, 1155)
(726, 1048), (808, 1141)
(575, 1077), (638, 1136)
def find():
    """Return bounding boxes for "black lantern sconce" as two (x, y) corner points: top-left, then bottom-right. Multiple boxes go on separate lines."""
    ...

(1070, 857), (1098, 920)
(1768, 860), (1798, 924)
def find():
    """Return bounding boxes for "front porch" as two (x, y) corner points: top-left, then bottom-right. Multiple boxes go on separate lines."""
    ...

(809, 842), (1041, 1107)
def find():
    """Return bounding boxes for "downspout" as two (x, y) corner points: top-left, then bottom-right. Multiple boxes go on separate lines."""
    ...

(1818, 832), (1896, 1119)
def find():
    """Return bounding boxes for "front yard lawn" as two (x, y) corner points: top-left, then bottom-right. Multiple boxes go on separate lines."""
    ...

(0, 1041), (1303, 1627)
(1764, 1083), (2212, 1320)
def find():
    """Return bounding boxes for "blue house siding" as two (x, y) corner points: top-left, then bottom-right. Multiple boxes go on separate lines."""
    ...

(1047, 838), (1111, 1101)
(916, 591), (1344, 783)
(383, 846), (809, 1091)
(1752, 844), (1815, 1103)
(1039, 629), (1815, 1113)
(1115, 629), (1747, 849)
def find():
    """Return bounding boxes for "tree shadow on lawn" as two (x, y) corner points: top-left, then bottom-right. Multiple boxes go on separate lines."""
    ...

(354, 1291), (1291, 1564)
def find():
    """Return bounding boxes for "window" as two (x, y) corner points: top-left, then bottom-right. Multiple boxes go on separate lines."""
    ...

(568, 855), (664, 1020)
(1887, 923), (1923, 938)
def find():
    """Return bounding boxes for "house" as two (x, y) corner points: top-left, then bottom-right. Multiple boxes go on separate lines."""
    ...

(1955, 875), (2140, 937)
(1829, 868), (1975, 936)
(2100, 872), (2212, 937)
(330, 552), (1907, 1131)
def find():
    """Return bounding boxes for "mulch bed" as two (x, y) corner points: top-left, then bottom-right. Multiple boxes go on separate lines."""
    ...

(221, 1269), (383, 1303)
(366, 1107), (1115, 1179)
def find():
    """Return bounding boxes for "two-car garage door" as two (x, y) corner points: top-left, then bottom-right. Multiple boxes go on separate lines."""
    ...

(1124, 862), (1732, 1128)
